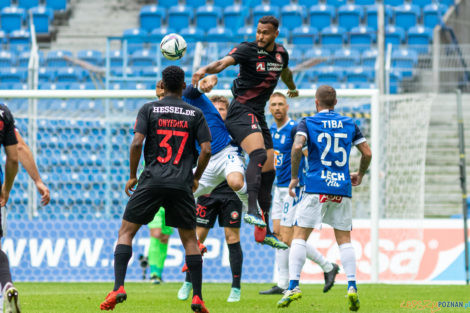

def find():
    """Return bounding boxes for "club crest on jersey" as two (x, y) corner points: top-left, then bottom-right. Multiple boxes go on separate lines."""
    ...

(229, 47), (237, 55)
(275, 53), (282, 63)
(256, 62), (266, 72)
(280, 135), (286, 144)
(231, 211), (239, 220)
(321, 170), (345, 187)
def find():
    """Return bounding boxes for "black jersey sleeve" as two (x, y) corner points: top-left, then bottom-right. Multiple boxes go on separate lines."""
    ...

(296, 118), (308, 141)
(0, 105), (18, 146)
(283, 50), (289, 69)
(195, 111), (212, 144)
(183, 85), (203, 100)
(353, 124), (366, 146)
(134, 104), (149, 135)
(227, 42), (251, 65)
(292, 121), (307, 150)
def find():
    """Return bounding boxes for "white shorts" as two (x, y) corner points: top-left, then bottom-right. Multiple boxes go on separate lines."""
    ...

(294, 193), (352, 231)
(272, 186), (304, 227)
(194, 145), (246, 198)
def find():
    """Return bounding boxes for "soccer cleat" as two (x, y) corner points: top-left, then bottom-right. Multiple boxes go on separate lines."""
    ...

(177, 282), (193, 301)
(348, 286), (360, 311)
(323, 263), (339, 293)
(227, 287), (241, 302)
(4, 283), (20, 313)
(244, 213), (266, 228)
(262, 234), (289, 250)
(182, 241), (208, 272)
(277, 286), (302, 308)
(150, 273), (162, 285)
(191, 295), (209, 313)
(100, 286), (127, 311)
(259, 285), (285, 295)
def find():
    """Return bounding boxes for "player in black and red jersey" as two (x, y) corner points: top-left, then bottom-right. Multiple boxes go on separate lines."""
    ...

(192, 16), (298, 245)
(100, 66), (212, 313)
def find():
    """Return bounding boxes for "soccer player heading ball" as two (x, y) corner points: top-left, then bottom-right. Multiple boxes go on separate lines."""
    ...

(192, 15), (298, 244)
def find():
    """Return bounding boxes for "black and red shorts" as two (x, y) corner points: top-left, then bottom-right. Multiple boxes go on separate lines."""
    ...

(196, 196), (242, 229)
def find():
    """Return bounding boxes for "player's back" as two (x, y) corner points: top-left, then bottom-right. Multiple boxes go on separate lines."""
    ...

(299, 110), (361, 197)
(134, 96), (211, 193)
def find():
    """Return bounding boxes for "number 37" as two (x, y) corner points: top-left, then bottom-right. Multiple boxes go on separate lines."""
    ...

(157, 129), (189, 165)
(317, 132), (347, 167)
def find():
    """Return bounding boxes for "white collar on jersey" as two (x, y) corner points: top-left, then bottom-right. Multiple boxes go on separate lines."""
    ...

(318, 109), (334, 113)
(275, 118), (292, 132)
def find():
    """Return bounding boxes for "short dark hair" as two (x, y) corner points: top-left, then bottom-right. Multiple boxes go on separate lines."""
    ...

(270, 92), (286, 101)
(162, 66), (185, 92)
(209, 95), (229, 109)
(316, 85), (336, 108)
(258, 16), (279, 30)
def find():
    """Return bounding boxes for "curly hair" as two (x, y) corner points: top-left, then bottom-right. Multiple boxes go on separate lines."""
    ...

(162, 66), (185, 93)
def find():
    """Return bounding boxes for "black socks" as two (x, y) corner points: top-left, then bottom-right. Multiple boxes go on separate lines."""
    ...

(186, 254), (203, 299)
(246, 149), (267, 215)
(227, 242), (243, 289)
(113, 244), (132, 291)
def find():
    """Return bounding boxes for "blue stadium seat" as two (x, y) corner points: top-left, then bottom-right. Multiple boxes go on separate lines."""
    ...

(391, 49), (418, 77)
(350, 26), (376, 45)
(18, 50), (44, 68)
(77, 50), (102, 66)
(69, 82), (94, 90)
(281, 4), (304, 29)
(8, 29), (31, 52)
(0, 68), (26, 83)
(196, 6), (222, 32)
(185, 0), (206, 8)
(139, 5), (165, 32)
(411, 0), (432, 8)
(345, 68), (374, 82)
(168, 6), (193, 32)
(180, 27), (204, 43)
(338, 4), (363, 31)
(122, 28), (147, 53)
(108, 50), (123, 67)
(46, 49), (72, 67)
(362, 49), (377, 68)
(39, 67), (54, 82)
(45, 0), (68, 11)
(1, 7), (25, 33)
(0, 51), (14, 68)
(353, 0), (374, 5)
(141, 66), (159, 78)
(309, 4), (334, 30)
(333, 49), (360, 67)
(423, 4), (447, 29)
(239, 0), (263, 8)
(389, 69), (402, 93)
(56, 67), (82, 83)
(148, 27), (175, 47)
(207, 27), (233, 42)
(18, 0), (38, 9)
(156, 0), (176, 8)
(270, 0), (287, 6)
(320, 26), (346, 46)
(235, 26), (255, 42)
(0, 0), (10, 10)
(394, 4), (420, 29)
(317, 67), (343, 83)
(325, 0), (346, 8)
(30, 6), (54, 34)
(291, 26), (317, 45)
(407, 25), (432, 46)
(129, 49), (156, 67)
(0, 30), (5, 45)
(214, 0), (235, 6)
(253, 4), (280, 25)
(223, 5), (247, 29)
(366, 5), (391, 29)
(385, 25), (405, 46)
(298, 0), (319, 6)
(385, 0), (404, 6)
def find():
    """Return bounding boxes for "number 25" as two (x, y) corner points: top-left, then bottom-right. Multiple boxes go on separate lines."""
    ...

(317, 132), (347, 167)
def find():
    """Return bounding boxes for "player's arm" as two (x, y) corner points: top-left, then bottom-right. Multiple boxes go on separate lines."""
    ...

(281, 67), (298, 98)
(193, 141), (211, 192)
(1, 144), (18, 207)
(192, 56), (236, 86)
(126, 132), (145, 196)
(289, 134), (306, 197)
(351, 142), (372, 187)
(15, 130), (50, 205)
(184, 75), (218, 100)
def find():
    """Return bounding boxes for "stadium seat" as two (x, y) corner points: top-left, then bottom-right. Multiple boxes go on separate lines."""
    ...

(350, 26), (376, 46)
(423, 4), (447, 29)
(45, 0), (68, 11)
(139, 5), (165, 32)
(385, 0), (404, 6)
(0, 68), (26, 83)
(108, 50), (123, 67)
(253, 4), (280, 25)
(207, 27), (233, 43)
(39, 67), (54, 82)
(195, 6), (222, 32)
(320, 26), (346, 46)
(298, 0), (319, 6)
(239, 0), (263, 8)
(214, 0), (235, 7)
(325, 0), (346, 8)
(223, 5), (247, 30)
(407, 25), (432, 46)
(77, 50), (102, 66)
(235, 26), (255, 42)
(8, 29), (31, 52)
(18, 50), (44, 68)
(56, 67), (82, 83)
(309, 5), (334, 30)
(385, 25), (405, 47)
(122, 28), (147, 53)
(1, 7), (25, 33)
(338, 4), (363, 31)
(180, 27), (204, 43)
(362, 49), (377, 68)
(333, 49), (360, 67)
(394, 4), (420, 29)
(46, 49), (73, 67)
(0, 30), (5, 45)
(18, 0), (39, 10)
(411, 0), (432, 9)
(141, 66), (160, 78)
(366, 5), (391, 29)
(281, 4), (304, 29)
(168, 6), (193, 32)
(353, 0), (374, 5)
(185, 0), (206, 8)
(156, 0), (176, 8)
(317, 67), (343, 83)
(30, 6), (54, 34)
(389, 69), (402, 93)
(270, 0), (287, 6)
(0, 50), (14, 68)
(129, 49), (156, 67)
(345, 68), (374, 82)
(391, 49), (418, 77)
(440, 0), (454, 7)
(291, 26), (317, 45)
(304, 47), (332, 67)
(148, 27), (175, 47)
(0, 0), (10, 10)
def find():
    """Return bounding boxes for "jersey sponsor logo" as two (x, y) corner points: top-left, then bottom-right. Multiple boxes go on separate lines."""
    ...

(275, 53), (282, 63)
(256, 62), (266, 72)
(158, 119), (188, 129)
(229, 47), (237, 55)
(319, 194), (343, 203)
(274, 150), (283, 167)
(321, 170), (345, 187)
(267, 62), (283, 72)
(230, 211), (239, 220)
(257, 49), (268, 55)
(153, 106), (195, 116)
(0, 121), (4, 131)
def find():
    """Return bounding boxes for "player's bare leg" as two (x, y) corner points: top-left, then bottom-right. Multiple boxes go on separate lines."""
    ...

(335, 229), (359, 311)
(240, 132), (267, 228)
(226, 172), (248, 209)
(100, 220), (141, 311)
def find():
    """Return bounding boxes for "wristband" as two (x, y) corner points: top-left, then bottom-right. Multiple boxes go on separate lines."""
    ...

(289, 89), (298, 93)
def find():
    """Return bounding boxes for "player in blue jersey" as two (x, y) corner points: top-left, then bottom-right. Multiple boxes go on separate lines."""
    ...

(260, 92), (338, 295)
(277, 86), (372, 311)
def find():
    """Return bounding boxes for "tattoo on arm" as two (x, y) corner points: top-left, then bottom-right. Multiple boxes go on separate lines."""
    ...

(291, 135), (306, 178)
(358, 155), (371, 176)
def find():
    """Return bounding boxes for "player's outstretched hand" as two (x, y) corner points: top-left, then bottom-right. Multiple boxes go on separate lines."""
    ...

(0, 187), (10, 207)
(287, 89), (299, 98)
(192, 69), (206, 87)
(125, 177), (138, 197)
(192, 179), (199, 193)
(199, 75), (218, 93)
(288, 178), (299, 198)
(36, 181), (50, 205)
(350, 172), (363, 186)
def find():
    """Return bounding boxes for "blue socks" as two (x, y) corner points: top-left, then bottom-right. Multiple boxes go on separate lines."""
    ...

(288, 280), (299, 290)
(348, 280), (357, 290)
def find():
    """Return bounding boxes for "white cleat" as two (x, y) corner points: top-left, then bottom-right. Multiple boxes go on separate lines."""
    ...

(4, 283), (20, 313)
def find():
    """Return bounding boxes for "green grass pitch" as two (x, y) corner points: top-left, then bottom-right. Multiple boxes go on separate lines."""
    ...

(16, 282), (470, 312)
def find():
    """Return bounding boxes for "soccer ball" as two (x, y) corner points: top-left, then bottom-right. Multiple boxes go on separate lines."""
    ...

(160, 33), (187, 61)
